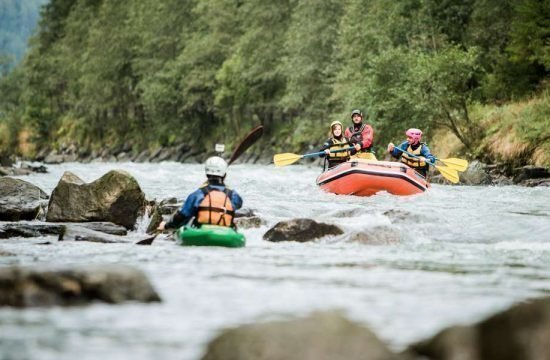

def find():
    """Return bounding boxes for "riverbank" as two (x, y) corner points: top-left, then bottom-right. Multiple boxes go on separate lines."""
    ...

(1, 154), (548, 188)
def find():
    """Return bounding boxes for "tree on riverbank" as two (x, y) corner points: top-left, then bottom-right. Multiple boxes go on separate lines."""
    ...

(0, 0), (548, 166)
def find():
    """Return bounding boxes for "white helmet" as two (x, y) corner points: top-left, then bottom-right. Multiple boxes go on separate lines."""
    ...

(205, 156), (228, 177)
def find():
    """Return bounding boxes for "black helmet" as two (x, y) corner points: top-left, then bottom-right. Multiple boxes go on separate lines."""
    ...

(351, 109), (363, 118)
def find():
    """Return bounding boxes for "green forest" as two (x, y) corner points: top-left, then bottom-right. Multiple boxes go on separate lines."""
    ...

(0, 0), (548, 166)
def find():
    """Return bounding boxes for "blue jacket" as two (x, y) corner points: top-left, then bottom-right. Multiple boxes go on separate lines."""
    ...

(390, 141), (436, 164)
(166, 183), (243, 229)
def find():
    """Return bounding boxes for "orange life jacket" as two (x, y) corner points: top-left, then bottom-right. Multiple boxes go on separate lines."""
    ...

(196, 186), (235, 227)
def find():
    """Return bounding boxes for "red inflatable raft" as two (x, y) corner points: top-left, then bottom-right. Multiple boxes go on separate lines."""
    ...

(316, 159), (429, 196)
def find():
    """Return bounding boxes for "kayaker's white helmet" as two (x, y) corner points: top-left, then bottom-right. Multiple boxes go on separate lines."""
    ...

(205, 156), (228, 177)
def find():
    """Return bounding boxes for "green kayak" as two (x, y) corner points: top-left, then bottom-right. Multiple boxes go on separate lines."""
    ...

(176, 225), (246, 248)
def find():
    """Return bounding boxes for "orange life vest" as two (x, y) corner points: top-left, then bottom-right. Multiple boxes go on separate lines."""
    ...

(196, 186), (235, 227)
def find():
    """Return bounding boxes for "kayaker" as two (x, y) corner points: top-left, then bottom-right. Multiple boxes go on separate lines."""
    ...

(387, 128), (436, 177)
(344, 109), (375, 159)
(319, 120), (357, 169)
(158, 156), (243, 230)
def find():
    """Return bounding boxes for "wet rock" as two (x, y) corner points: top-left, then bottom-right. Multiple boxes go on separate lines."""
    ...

(263, 218), (343, 242)
(0, 222), (126, 239)
(148, 147), (163, 162)
(234, 208), (264, 229)
(134, 150), (150, 163)
(0, 264), (161, 307)
(44, 152), (65, 164)
(409, 297), (550, 360)
(329, 208), (367, 218)
(146, 207), (164, 234)
(234, 216), (265, 229)
(202, 311), (399, 360)
(460, 160), (493, 185)
(61, 225), (132, 243)
(235, 208), (257, 218)
(73, 222), (127, 236)
(0, 222), (65, 239)
(349, 225), (401, 245)
(513, 165), (549, 184)
(144, 198), (180, 234)
(11, 168), (33, 176)
(46, 170), (146, 229)
(159, 197), (181, 215)
(0, 178), (49, 221)
(429, 174), (446, 185)
(20, 162), (48, 174)
(491, 174), (515, 186)
(383, 209), (426, 224)
(116, 152), (131, 162)
(522, 178), (550, 187)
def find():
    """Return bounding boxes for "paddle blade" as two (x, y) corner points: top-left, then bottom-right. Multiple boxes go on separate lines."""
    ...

(435, 165), (460, 184)
(229, 125), (264, 165)
(273, 153), (303, 167)
(136, 234), (157, 245)
(438, 158), (468, 172)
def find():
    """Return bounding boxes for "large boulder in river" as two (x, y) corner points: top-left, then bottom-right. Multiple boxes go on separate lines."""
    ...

(409, 297), (550, 360)
(46, 170), (145, 229)
(0, 177), (48, 221)
(459, 160), (493, 185)
(202, 311), (399, 360)
(263, 218), (343, 242)
(0, 264), (161, 307)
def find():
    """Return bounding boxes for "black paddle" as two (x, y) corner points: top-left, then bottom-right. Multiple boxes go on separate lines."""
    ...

(136, 125), (264, 245)
(228, 125), (264, 165)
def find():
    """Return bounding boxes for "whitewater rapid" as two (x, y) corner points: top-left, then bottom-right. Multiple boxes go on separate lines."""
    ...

(1, 162), (549, 360)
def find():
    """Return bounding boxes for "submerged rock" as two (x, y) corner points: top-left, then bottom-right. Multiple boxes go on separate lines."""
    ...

(202, 311), (399, 360)
(0, 264), (161, 307)
(46, 170), (145, 229)
(263, 218), (343, 242)
(348, 225), (401, 245)
(234, 216), (265, 229)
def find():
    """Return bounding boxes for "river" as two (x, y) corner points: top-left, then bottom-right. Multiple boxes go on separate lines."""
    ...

(1, 162), (549, 360)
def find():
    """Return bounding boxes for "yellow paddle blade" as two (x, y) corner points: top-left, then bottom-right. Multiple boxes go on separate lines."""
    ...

(435, 165), (460, 184)
(273, 153), (303, 167)
(438, 158), (469, 172)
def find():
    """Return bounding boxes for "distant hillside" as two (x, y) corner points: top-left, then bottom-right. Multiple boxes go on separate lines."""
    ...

(0, 0), (48, 73)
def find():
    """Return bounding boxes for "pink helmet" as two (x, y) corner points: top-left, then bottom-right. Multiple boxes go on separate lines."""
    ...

(406, 128), (422, 143)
